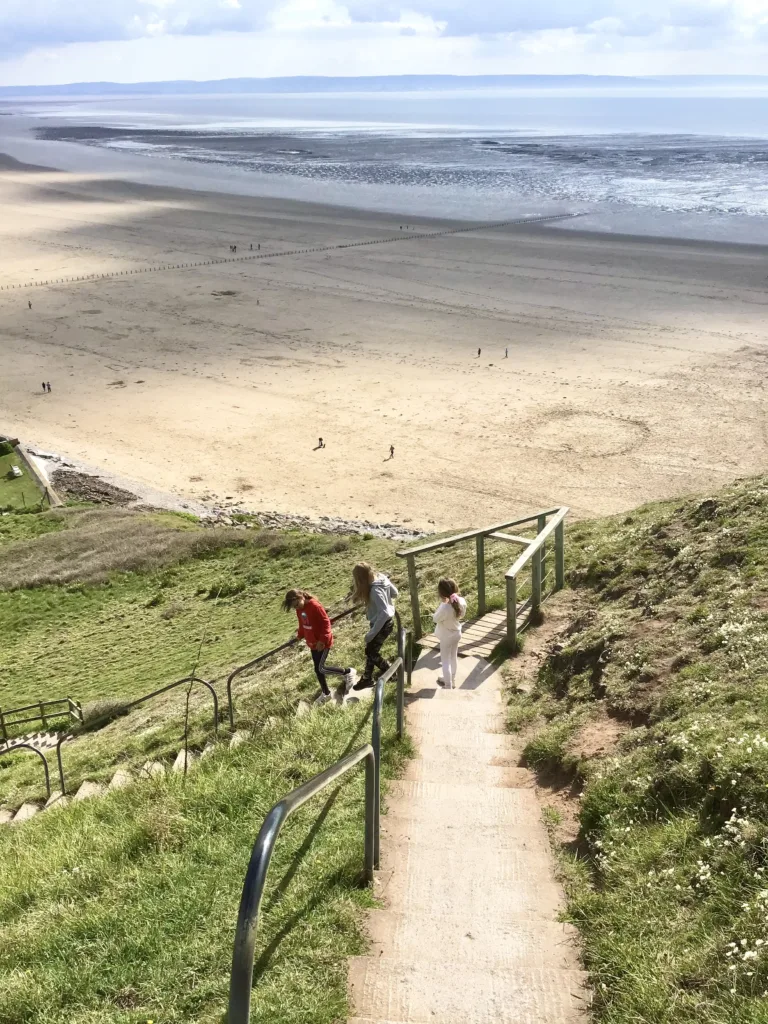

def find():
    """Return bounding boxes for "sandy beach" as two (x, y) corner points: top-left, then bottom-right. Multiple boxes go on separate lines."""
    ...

(1, 150), (767, 531)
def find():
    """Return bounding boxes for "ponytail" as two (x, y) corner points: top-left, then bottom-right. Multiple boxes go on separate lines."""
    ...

(437, 577), (462, 618)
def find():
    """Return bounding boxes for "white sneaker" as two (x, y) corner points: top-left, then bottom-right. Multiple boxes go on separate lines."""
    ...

(313, 691), (332, 707)
(342, 668), (359, 693)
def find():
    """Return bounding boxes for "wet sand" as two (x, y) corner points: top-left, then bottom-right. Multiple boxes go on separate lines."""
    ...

(1, 151), (767, 530)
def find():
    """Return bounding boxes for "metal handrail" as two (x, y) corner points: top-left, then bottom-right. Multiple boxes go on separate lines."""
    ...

(0, 743), (51, 800)
(228, 744), (376, 1024)
(55, 674), (218, 796)
(226, 605), (361, 729)
(126, 674), (219, 731)
(228, 609), (409, 1023)
(371, 654), (405, 868)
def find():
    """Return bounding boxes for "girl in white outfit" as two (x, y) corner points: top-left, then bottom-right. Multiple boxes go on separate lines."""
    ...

(432, 577), (467, 689)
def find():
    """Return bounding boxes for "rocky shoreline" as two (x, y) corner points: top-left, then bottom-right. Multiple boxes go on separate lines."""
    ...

(38, 456), (425, 544)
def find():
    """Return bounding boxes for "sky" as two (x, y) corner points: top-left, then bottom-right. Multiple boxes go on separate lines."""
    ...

(0, 0), (768, 86)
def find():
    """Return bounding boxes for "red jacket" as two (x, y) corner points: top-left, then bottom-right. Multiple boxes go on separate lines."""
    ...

(296, 598), (334, 649)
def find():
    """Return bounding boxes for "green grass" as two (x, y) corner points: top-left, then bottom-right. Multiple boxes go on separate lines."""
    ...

(0, 502), (417, 1022)
(512, 475), (768, 1023)
(0, 453), (43, 511)
(0, 508), (398, 713)
(0, 501), (544, 1023)
(0, 692), (410, 1024)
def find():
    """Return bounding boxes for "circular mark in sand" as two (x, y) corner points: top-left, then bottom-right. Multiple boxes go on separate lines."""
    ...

(527, 411), (649, 458)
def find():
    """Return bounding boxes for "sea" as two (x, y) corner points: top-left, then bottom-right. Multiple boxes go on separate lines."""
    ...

(2, 88), (768, 244)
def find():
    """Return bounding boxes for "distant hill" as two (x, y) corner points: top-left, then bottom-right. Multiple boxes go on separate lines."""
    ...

(2, 74), (768, 97)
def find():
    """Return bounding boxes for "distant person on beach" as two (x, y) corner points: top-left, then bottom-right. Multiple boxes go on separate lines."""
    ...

(317, 437), (325, 449)
(28, 300), (32, 310)
(389, 445), (395, 459)
(249, 244), (253, 251)
(505, 347), (509, 358)
(433, 577), (467, 690)
(350, 562), (398, 691)
(283, 589), (357, 705)
(477, 348), (481, 357)
(46, 382), (51, 393)
(41, 382), (46, 392)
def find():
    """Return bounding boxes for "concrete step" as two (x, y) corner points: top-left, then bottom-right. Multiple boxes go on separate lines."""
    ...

(109, 768), (133, 790)
(407, 728), (511, 756)
(365, 910), (581, 970)
(407, 713), (506, 737)
(382, 815), (550, 856)
(403, 757), (528, 788)
(74, 781), (106, 802)
(348, 957), (588, 1023)
(407, 684), (502, 704)
(379, 835), (554, 884)
(375, 863), (564, 922)
(45, 790), (70, 810)
(13, 802), (41, 822)
(172, 749), (199, 773)
(386, 780), (543, 823)
(0, 809), (14, 825)
(405, 695), (503, 718)
(139, 760), (166, 778)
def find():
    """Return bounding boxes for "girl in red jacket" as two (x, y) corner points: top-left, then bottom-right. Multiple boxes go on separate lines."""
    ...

(283, 589), (358, 705)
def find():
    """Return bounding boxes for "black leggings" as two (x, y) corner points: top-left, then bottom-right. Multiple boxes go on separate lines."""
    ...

(363, 617), (394, 681)
(311, 647), (347, 695)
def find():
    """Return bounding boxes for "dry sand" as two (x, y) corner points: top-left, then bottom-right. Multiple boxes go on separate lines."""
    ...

(1, 152), (768, 531)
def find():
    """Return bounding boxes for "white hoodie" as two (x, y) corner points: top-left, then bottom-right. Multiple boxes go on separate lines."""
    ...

(433, 595), (467, 641)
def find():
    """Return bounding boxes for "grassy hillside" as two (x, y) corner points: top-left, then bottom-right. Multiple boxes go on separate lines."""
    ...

(0, 503), (419, 1023)
(0, 694), (410, 1024)
(0, 498), (529, 1024)
(513, 476), (768, 1023)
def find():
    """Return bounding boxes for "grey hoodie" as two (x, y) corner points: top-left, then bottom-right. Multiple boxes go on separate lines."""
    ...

(365, 573), (399, 644)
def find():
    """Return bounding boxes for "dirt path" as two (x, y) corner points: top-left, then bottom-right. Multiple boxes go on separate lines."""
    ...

(347, 647), (589, 1023)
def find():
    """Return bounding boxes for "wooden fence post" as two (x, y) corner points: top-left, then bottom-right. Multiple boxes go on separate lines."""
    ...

(506, 575), (517, 651)
(555, 520), (565, 591)
(532, 548), (542, 618)
(407, 554), (422, 641)
(39, 701), (48, 729)
(537, 513), (547, 589)
(476, 534), (486, 616)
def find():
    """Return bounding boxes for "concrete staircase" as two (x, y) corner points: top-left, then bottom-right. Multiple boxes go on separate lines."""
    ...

(347, 650), (589, 1024)
(0, 736), (239, 826)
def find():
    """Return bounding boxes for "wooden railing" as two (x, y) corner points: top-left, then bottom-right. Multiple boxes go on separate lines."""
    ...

(396, 507), (568, 647)
(0, 697), (83, 743)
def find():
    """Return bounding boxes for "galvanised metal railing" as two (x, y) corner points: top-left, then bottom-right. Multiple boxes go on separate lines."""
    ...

(55, 674), (218, 796)
(0, 743), (51, 801)
(228, 744), (377, 1024)
(228, 620), (408, 1024)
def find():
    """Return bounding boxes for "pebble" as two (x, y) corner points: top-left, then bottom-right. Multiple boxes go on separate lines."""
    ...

(200, 507), (426, 542)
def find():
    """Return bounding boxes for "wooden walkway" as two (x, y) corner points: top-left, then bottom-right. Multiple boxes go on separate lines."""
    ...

(418, 608), (526, 660)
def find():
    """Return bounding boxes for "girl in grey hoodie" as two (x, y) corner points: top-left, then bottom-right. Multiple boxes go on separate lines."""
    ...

(350, 562), (398, 690)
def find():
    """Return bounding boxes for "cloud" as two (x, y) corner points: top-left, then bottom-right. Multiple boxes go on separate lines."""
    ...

(0, 0), (766, 63)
